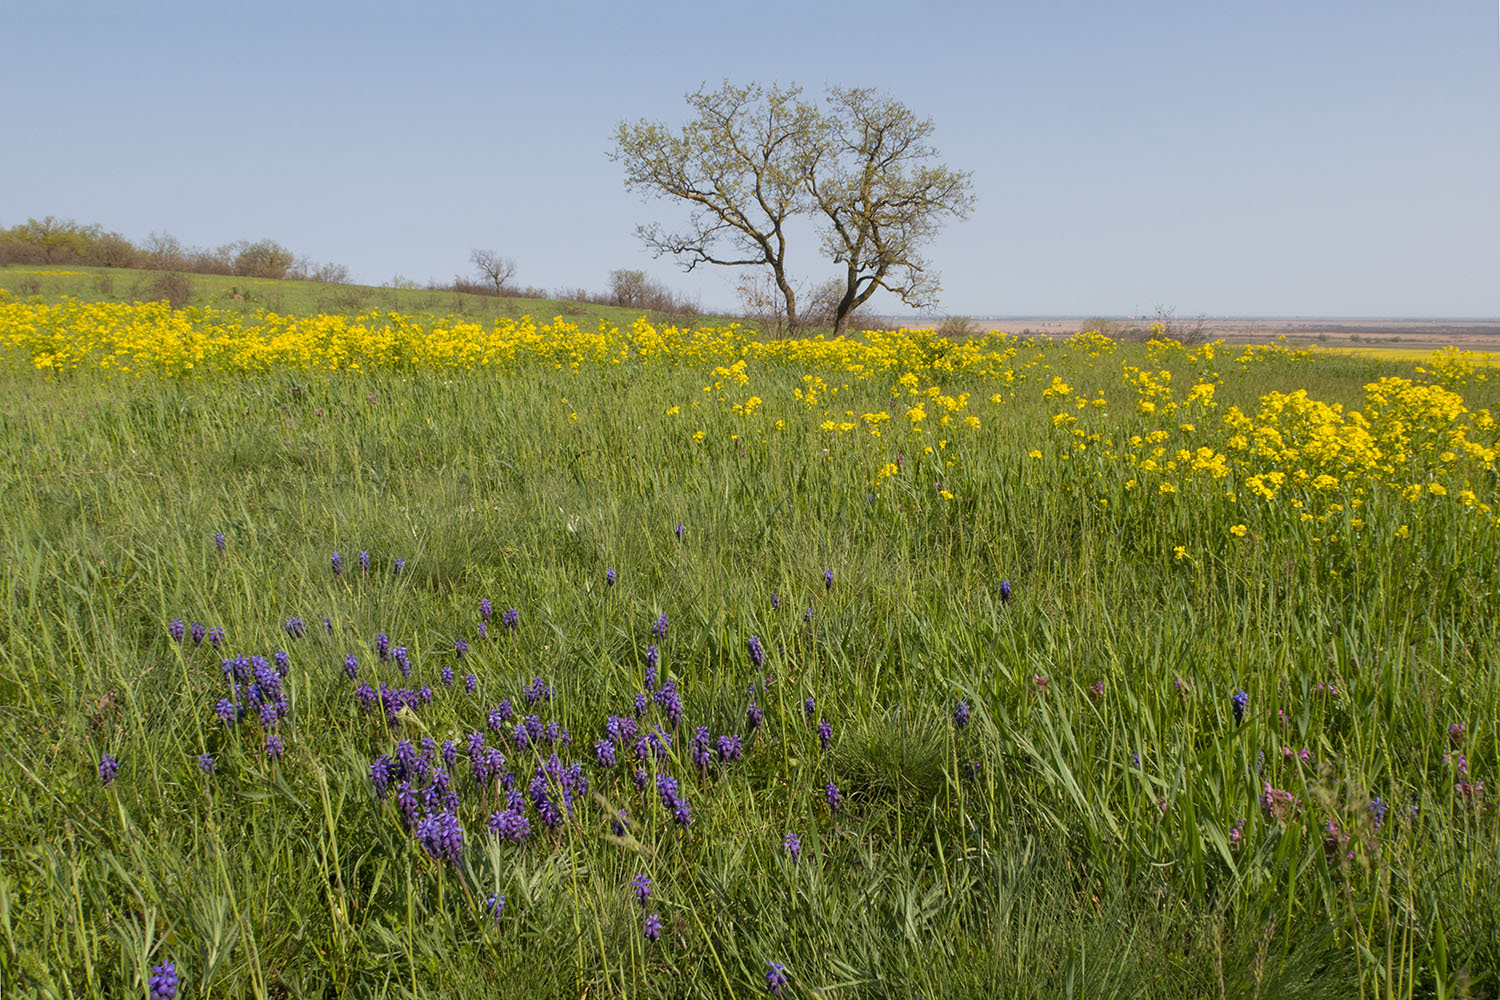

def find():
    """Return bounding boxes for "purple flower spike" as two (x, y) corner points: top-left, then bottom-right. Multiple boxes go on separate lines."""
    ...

(265, 734), (284, 761)
(197, 753), (215, 774)
(674, 522), (685, 541)
(417, 811), (464, 867)
(207, 626), (225, 649)
(480, 598), (493, 621)
(285, 617), (306, 639)
(606, 567), (616, 587)
(358, 550), (370, 574)
(748, 635), (765, 670)
(632, 873), (652, 907)
(502, 608), (519, 631)
(999, 579), (1012, 604)
(804, 696), (816, 718)
(766, 961), (788, 998)
(441, 664), (454, 688)
(1231, 690), (1249, 725)
(98, 754), (119, 786)
(331, 551), (343, 576)
(803, 607), (814, 623)
(652, 613), (669, 639)
(817, 718), (832, 752)
(343, 654), (359, 679)
(824, 781), (843, 811)
(465, 672), (477, 695)
(454, 638), (469, 659)
(953, 700), (970, 730)
(214, 532), (226, 553)
(770, 593), (780, 611)
(643, 912), (663, 942)
(783, 831), (801, 862)
(167, 618), (185, 643)
(148, 960), (179, 1000)
(824, 568), (834, 591)
(394, 558), (405, 576)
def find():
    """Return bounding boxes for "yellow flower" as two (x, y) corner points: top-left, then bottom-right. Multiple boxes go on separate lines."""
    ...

(1230, 524), (1248, 537)
(1395, 524), (1410, 538)
(1173, 545), (1186, 561)
(1028, 450), (1042, 459)
(692, 430), (705, 443)
(665, 406), (680, 415)
(939, 489), (954, 501)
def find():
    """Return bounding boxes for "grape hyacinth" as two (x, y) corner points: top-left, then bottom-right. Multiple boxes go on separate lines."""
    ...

(375, 633), (390, 660)
(817, 718), (832, 752)
(417, 811), (464, 867)
(99, 754), (119, 786)
(359, 550), (370, 574)
(674, 522), (685, 540)
(953, 700), (970, 730)
(501, 607), (520, 631)
(191, 621), (207, 647)
(394, 646), (410, 677)
(331, 551), (343, 576)
(168, 618), (186, 643)
(766, 961), (788, 998)
(748, 635), (765, 670)
(999, 579), (1012, 604)
(344, 654), (359, 679)
(486, 893), (505, 920)
(214, 531), (226, 552)
(322, 615), (333, 634)
(803, 695), (816, 718)
(803, 607), (814, 623)
(824, 568), (834, 590)
(480, 598), (493, 621)
(441, 664), (454, 688)
(208, 626), (225, 649)
(265, 734), (285, 761)
(631, 872), (652, 907)
(394, 558), (405, 575)
(285, 617), (306, 639)
(1232, 689), (1249, 725)
(770, 592), (780, 611)
(454, 638), (469, 659)
(824, 781), (843, 811)
(716, 734), (743, 763)
(652, 613), (669, 639)
(465, 672), (477, 695)
(197, 753), (215, 775)
(606, 567), (616, 587)
(148, 960), (179, 1000)
(643, 912), (663, 943)
(783, 831), (801, 862)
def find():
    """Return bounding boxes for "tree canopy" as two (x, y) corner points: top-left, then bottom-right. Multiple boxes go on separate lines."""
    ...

(612, 81), (974, 336)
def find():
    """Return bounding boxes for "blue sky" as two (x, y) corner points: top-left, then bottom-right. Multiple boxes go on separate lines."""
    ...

(4, 0), (1497, 317)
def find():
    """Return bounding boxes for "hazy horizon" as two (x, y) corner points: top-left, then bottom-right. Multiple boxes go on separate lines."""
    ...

(4, 0), (1498, 319)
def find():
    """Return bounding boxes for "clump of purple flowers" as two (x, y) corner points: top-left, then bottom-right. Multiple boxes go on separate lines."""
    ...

(631, 872), (652, 907)
(953, 700), (970, 730)
(674, 522), (685, 540)
(824, 781), (843, 811)
(331, 551), (342, 576)
(656, 773), (692, 827)
(824, 568), (834, 591)
(285, 617), (306, 639)
(98, 753), (119, 786)
(454, 638), (469, 659)
(748, 635), (765, 670)
(168, 618), (186, 643)
(643, 912), (663, 942)
(148, 960), (179, 1000)
(207, 626), (225, 649)
(214, 531), (226, 552)
(607, 567), (616, 587)
(652, 613), (669, 639)
(480, 598), (493, 621)
(716, 734), (743, 763)
(265, 734), (285, 761)
(1231, 690), (1249, 725)
(359, 550), (370, 574)
(817, 718), (832, 752)
(783, 831), (801, 862)
(197, 753), (215, 775)
(190, 622), (207, 647)
(375, 633), (390, 660)
(393, 558), (405, 576)
(394, 646), (410, 677)
(526, 676), (552, 706)
(465, 672), (477, 695)
(501, 607), (520, 631)
(803, 695), (816, 718)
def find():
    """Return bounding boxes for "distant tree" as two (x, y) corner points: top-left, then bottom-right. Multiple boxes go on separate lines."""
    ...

(227, 239), (295, 279)
(613, 81), (974, 336)
(470, 249), (517, 294)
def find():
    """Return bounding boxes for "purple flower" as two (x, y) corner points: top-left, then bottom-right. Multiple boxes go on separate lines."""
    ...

(803, 607), (813, 623)
(358, 550), (370, 575)
(454, 638), (469, 659)
(766, 961), (788, 998)
(631, 873), (652, 907)
(486, 893), (505, 919)
(214, 532), (226, 553)
(393, 558), (405, 576)
(716, 734), (743, 763)
(273, 649), (289, 675)
(824, 568), (834, 591)
(285, 617), (306, 639)
(747, 698), (764, 731)
(748, 635), (765, 670)
(595, 739), (617, 769)
(633, 692), (648, 718)
(355, 682), (376, 712)
(803, 696), (816, 719)
(167, 618), (185, 643)
(465, 672), (477, 695)
(1449, 722), (1466, 747)
(502, 608), (520, 631)
(394, 646), (410, 677)
(817, 718), (832, 752)
(331, 551), (343, 576)
(197, 753), (215, 775)
(487, 808), (531, 842)
(606, 567), (616, 587)
(480, 598), (493, 621)
(207, 626), (225, 649)
(417, 811), (464, 867)
(1370, 797), (1388, 833)
(526, 676), (552, 706)
(652, 613), (669, 639)
(824, 781), (843, 811)
(954, 700), (971, 729)
(612, 809), (629, 836)
(148, 960), (179, 1000)
(1231, 690), (1249, 725)
(344, 654), (359, 680)
(375, 633), (390, 661)
(674, 522), (685, 540)
(265, 734), (284, 761)
(322, 615), (333, 634)
(441, 664), (454, 688)
(999, 579), (1012, 604)
(770, 593), (780, 611)
(98, 754), (119, 786)
(783, 831), (801, 862)
(190, 622), (206, 647)
(643, 912), (662, 942)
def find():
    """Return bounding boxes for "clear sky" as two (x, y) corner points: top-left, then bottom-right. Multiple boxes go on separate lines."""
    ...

(4, 0), (1497, 318)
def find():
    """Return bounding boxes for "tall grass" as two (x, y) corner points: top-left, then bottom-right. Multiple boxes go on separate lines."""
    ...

(0, 331), (1495, 998)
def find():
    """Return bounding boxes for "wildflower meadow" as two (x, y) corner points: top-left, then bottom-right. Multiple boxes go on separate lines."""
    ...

(1, 291), (1496, 997)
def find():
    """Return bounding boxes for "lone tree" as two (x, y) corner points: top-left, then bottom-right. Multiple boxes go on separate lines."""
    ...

(470, 249), (517, 295)
(612, 81), (974, 336)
